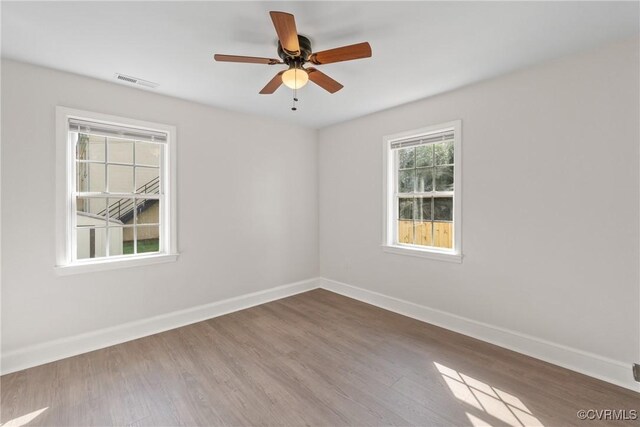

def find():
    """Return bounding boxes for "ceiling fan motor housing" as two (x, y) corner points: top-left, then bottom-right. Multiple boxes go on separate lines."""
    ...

(278, 35), (312, 64)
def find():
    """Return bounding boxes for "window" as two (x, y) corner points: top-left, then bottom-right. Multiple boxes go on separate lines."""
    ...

(383, 121), (461, 262)
(56, 107), (177, 273)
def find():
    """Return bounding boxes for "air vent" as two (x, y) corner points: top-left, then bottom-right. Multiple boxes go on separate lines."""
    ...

(114, 73), (159, 89)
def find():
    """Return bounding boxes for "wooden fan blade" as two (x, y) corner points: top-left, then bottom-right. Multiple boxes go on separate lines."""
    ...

(270, 11), (300, 55)
(309, 42), (372, 65)
(214, 54), (282, 65)
(259, 71), (286, 94)
(306, 68), (343, 93)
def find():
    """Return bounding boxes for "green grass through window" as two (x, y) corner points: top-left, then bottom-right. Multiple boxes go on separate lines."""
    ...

(123, 239), (159, 254)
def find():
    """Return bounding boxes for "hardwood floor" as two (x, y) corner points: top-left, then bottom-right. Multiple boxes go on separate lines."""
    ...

(1, 289), (638, 426)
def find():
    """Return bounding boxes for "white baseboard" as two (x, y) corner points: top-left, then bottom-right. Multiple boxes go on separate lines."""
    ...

(319, 277), (639, 393)
(1, 277), (320, 375)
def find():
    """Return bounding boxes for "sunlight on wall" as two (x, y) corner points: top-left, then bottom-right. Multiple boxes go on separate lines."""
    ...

(0, 407), (48, 427)
(434, 362), (544, 427)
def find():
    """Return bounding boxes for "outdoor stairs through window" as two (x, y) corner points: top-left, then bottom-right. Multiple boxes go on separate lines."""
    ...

(97, 176), (159, 224)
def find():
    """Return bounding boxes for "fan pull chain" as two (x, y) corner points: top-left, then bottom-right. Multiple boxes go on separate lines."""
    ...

(292, 89), (298, 111)
(291, 68), (298, 111)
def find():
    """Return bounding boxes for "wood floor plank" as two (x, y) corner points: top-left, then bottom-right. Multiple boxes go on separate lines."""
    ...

(1, 289), (638, 426)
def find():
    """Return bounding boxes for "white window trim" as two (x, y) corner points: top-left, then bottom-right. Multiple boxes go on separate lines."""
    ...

(382, 120), (462, 263)
(55, 107), (179, 274)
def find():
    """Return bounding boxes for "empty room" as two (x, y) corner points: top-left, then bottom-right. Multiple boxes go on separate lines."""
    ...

(1, 1), (639, 426)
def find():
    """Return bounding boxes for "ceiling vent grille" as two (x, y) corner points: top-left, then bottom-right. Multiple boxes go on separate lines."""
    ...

(114, 73), (159, 89)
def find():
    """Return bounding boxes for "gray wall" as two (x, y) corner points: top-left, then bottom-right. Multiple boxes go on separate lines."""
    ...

(318, 38), (639, 365)
(1, 60), (319, 353)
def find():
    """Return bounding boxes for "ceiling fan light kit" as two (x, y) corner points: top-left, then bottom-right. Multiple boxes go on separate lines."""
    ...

(214, 11), (372, 110)
(282, 66), (309, 89)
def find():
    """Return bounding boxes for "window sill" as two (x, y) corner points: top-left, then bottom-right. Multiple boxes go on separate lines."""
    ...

(382, 245), (462, 263)
(55, 253), (180, 275)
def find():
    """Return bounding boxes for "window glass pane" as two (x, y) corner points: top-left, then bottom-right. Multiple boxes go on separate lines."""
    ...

(435, 166), (454, 191)
(398, 147), (415, 169)
(398, 170), (415, 193)
(434, 197), (453, 221)
(76, 227), (107, 259)
(87, 135), (106, 162)
(398, 220), (414, 244)
(433, 222), (453, 249)
(415, 145), (433, 167)
(108, 165), (134, 193)
(414, 197), (432, 221)
(415, 167), (433, 192)
(76, 134), (105, 161)
(76, 197), (108, 223)
(107, 197), (134, 225)
(122, 226), (135, 255)
(136, 199), (159, 225)
(69, 119), (168, 262)
(434, 141), (454, 165)
(109, 226), (133, 256)
(135, 167), (160, 193)
(398, 198), (413, 220)
(77, 163), (105, 192)
(414, 221), (433, 246)
(76, 133), (87, 160)
(108, 138), (134, 164)
(390, 129), (456, 252)
(135, 142), (161, 167)
(136, 225), (160, 254)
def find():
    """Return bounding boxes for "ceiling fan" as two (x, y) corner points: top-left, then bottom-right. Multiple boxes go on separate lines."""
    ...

(214, 11), (372, 109)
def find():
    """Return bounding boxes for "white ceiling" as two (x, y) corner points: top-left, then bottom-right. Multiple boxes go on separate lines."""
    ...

(2, 1), (638, 128)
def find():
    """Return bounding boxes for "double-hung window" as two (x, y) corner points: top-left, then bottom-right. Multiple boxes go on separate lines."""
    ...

(383, 121), (461, 262)
(56, 107), (177, 273)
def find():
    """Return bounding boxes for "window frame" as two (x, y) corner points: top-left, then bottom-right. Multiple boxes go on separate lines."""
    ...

(55, 107), (178, 274)
(382, 120), (462, 263)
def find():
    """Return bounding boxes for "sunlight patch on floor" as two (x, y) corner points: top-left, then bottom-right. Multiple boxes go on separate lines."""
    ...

(0, 407), (48, 427)
(434, 362), (544, 427)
